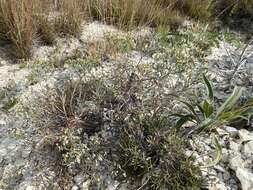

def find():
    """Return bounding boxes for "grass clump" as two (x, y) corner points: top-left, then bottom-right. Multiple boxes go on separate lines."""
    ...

(55, 0), (83, 37)
(212, 0), (253, 19)
(35, 14), (57, 45)
(0, 0), (36, 59)
(176, 0), (212, 20)
(118, 115), (202, 189)
(86, 0), (184, 29)
(32, 79), (116, 166)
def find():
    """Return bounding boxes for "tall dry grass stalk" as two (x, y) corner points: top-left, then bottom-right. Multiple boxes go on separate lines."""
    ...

(0, 0), (37, 59)
(0, 0), (252, 59)
(85, 0), (183, 29)
(55, 0), (84, 37)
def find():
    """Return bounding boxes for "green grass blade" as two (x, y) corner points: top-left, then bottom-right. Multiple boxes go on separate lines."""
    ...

(203, 74), (214, 101)
(216, 87), (243, 118)
(202, 100), (214, 118)
(174, 114), (195, 129)
(202, 135), (222, 168)
(179, 100), (201, 123)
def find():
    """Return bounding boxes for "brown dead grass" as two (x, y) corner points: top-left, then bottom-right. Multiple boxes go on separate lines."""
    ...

(55, 0), (84, 37)
(0, 0), (252, 59)
(0, 0), (36, 59)
(84, 0), (183, 29)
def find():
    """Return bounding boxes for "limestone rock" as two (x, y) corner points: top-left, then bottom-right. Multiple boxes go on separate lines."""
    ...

(229, 155), (244, 170)
(239, 130), (253, 142)
(224, 126), (238, 138)
(236, 168), (253, 190)
(243, 141), (253, 155)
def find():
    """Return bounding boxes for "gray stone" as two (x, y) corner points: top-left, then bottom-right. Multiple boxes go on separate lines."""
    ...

(80, 180), (91, 190)
(239, 130), (253, 142)
(243, 141), (253, 155)
(22, 147), (32, 158)
(71, 185), (79, 190)
(223, 171), (230, 181)
(221, 148), (229, 162)
(229, 155), (244, 170)
(214, 165), (226, 173)
(117, 183), (129, 190)
(25, 186), (37, 190)
(74, 174), (85, 185)
(224, 126), (238, 137)
(0, 147), (7, 157)
(216, 128), (229, 136)
(215, 182), (226, 190)
(236, 168), (253, 190)
(0, 120), (6, 125)
(229, 141), (241, 152)
(106, 181), (120, 190)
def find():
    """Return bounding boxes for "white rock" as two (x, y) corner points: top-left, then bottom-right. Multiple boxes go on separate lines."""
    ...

(71, 185), (79, 190)
(106, 181), (120, 190)
(74, 174), (85, 185)
(239, 129), (253, 142)
(25, 186), (37, 190)
(224, 126), (238, 137)
(0, 120), (6, 125)
(80, 180), (91, 190)
(0, 147), (7, 157)
(216, 128), (229, 136)
(229, 141), (241, 152)
(243, 141), (253, 155)
(229, 155), (244, 170)
(221, 148), (229, 162)
(215, 182), (227, 190)
(236, 168), (253, 190)
(214, 165), (226, 173)
(185, 150), (193, 157)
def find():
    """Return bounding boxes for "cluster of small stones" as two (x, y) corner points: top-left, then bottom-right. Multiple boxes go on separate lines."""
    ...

(0, 22), (252, 190)
(188, 125), (253, 190)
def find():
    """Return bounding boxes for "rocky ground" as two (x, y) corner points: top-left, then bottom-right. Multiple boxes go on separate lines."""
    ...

(0, 22), (252, 190)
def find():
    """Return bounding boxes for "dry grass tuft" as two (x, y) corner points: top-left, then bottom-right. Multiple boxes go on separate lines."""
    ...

(35, 14), (57, 45)
(0, 0), (37, 59)
(0, 0), (252, 59)
(55, 0), (84, 37)
(85, 0), (184, 29)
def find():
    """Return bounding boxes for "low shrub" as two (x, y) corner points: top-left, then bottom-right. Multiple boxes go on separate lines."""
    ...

(118, 115), (202, 189)
(32, 79), (118, 166)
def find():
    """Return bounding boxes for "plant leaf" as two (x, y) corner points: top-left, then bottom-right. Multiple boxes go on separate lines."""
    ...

(201, 100), (214, 118)
(216, 87), (243, 118)
(179, 100), (201, 123)
(173, 114), (195, 129)
(202, 135), (222, 168)
(203, 74), (214, 101)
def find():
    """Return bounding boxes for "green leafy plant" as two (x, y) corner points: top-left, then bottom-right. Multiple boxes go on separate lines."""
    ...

(118, 115), (202, 189)
(174, 74), (253, 132)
